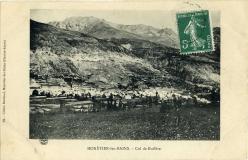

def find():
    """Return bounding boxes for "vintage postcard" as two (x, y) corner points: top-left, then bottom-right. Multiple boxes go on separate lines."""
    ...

(29, 8), (220, 140)
(0, 1), (248, 160)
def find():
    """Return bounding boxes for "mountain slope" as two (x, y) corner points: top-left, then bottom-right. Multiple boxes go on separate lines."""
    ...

(30, 20), (161, 89)
(31, 19), (220, 96)
(31, 19), (130, 54)
(115, 24), (178, 48)
(110, 27), (220, 91)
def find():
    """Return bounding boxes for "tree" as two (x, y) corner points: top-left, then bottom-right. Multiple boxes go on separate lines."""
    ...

(32, 89), (39, 96)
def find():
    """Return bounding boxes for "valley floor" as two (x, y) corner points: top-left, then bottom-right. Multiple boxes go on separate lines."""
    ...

(30, 104), (220, 140)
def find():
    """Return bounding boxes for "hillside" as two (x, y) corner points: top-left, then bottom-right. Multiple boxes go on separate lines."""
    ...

(31, 19), (220, 96)
(116, 24), (178, 48)
(30, 20), (162, 89)
(110, 27), (220, 89)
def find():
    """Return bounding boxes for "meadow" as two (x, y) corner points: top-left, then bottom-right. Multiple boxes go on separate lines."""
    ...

(30, 103), (219, 140)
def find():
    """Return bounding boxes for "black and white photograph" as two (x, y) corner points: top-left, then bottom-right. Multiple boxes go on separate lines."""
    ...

(29, 9), (220, 140)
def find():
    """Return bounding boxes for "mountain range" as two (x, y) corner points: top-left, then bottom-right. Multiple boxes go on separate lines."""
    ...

(49, 16), (179, 48)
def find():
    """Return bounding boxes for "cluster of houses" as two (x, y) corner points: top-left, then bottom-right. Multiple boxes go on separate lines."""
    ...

(29, 77), (218, 114)
(29, 86), (214, 115)
(29, 89), (161, 114)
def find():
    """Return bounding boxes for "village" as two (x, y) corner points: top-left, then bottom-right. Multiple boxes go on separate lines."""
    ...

(30, 84), (218, 115)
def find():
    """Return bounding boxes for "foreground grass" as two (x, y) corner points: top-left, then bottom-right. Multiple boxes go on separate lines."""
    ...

(30, 104), (219, 140)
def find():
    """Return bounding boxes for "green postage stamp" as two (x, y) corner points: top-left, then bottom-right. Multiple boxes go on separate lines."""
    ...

(176, 10), (214, 54)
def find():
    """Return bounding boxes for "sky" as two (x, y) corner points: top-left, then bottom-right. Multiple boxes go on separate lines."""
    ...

(31, 9), (220, 31)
